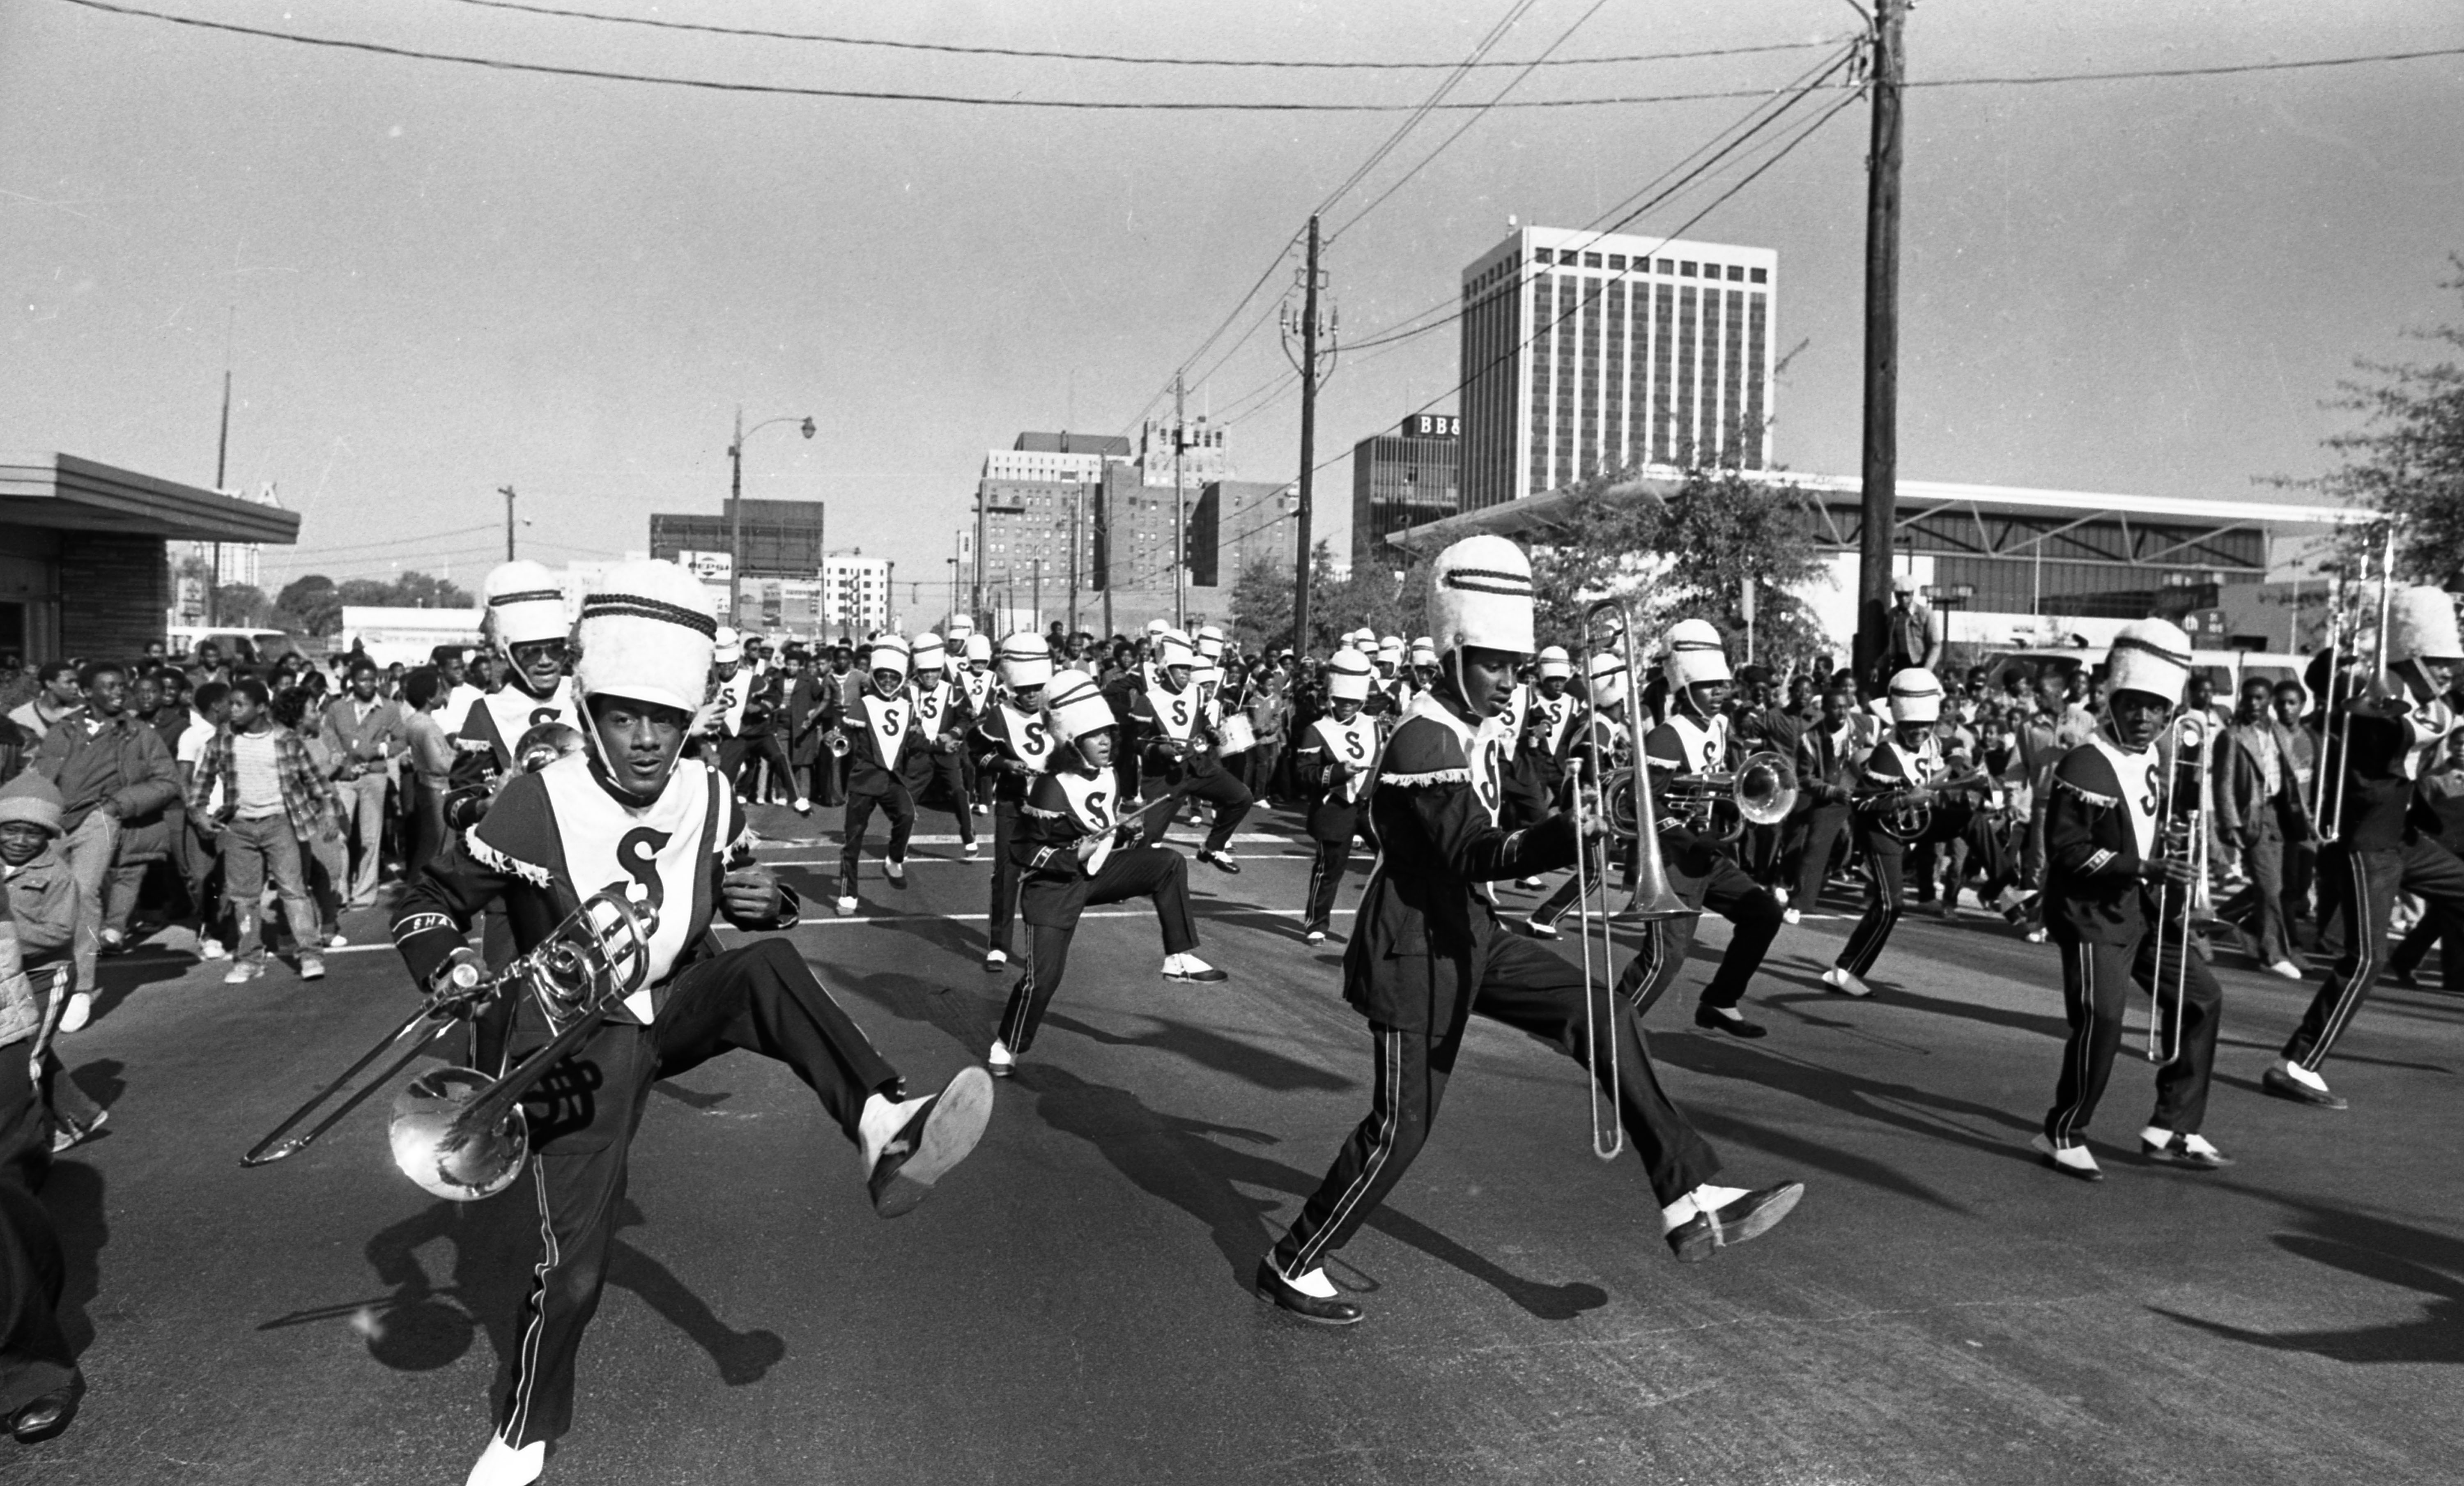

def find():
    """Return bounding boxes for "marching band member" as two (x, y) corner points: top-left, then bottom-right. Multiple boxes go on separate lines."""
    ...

(956, 632), (998, 717)
(1295, 648), (1381, 946)
(1784, 680), (1859, 925)
(1108, 629), (1252, 873)
(1407, 636), (1440, 696)
(1822, 668), (1947, 998)
(1525, 651), (1634, 938)
(1373, 635), (1412, 714)
(987, 670), (1227, 1077)
(1627, 620), (1786, 1038)
(2268, 585), (2464, 1109)
(832, 636), (925, 916)
(1504, 645), (1577, 878)
(903, 634), (980, 860)
(448, 561), (581, 788)
(2034, 618), (2228, 1178)
(971, 633), (1060, 973)
(390, 560), (992, 1485)
(1259, 537), (1802, 1326)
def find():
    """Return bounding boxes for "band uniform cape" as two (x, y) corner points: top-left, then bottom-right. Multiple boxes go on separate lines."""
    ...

(453, 677), (583, 779)
(392, 751), (797, 1028)
(974, 701), (1061, 805)
(1641, 708), (1734, 874)
(1345, 691), (1578, 1032)
(2043, 733), (2162, 944)
(841, 687), (928, 794)
(1015, 763), (1129, 914)
(1853, 733), (1944, 838)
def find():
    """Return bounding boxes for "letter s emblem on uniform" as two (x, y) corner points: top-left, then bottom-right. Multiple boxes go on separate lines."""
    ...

(1171, 697), (1189, 728)
(530, 706), (560, 728)
(1023, 721), (1049, 753)
(1345, 732), (1365, 760)
(614, 825), (674, 927)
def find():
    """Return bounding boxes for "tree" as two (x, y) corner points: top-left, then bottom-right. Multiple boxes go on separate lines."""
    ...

(278, 574), (344, 636)
(2283, 262), (2464, 586)
(1526, 455), (1829, 677)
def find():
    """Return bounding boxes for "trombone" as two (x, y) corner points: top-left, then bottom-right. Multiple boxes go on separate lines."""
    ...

(1643, 751), (1800, 841)
(243, 889), (655, 1200)
(2317, 521), (2400, 843)
(1566, 599), (1690, 1162)
(2145, 713), (2216, 1063)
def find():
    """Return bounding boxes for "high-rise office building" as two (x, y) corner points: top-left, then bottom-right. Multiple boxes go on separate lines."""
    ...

(1459, 226), (1775, 511)
(649, 498), (829, 578)
(821, 555), (890, 635)
(1351, 414), (1461, 570)
(976, 432), (1129, 623)
(1187, 480), (1299, 587)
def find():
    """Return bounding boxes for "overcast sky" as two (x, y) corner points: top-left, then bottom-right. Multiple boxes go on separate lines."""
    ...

(3, 0), (2459, 603)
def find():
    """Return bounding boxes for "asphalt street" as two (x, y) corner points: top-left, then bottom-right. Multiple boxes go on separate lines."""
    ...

(12, 796), (2464, 1486)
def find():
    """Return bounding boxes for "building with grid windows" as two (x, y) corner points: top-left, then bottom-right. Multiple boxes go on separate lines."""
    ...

(1459, 226), (1774, 512)
(1351, 414), (1461, 570)
(974, 433), (1129, 629)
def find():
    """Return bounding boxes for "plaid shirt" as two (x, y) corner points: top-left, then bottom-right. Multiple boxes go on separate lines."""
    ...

(186, 723), (345, 841)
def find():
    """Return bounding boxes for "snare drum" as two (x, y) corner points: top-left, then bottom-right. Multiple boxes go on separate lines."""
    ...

(1215, 714), (1257, 756)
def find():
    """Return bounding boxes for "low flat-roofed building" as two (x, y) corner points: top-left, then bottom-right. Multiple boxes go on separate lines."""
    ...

(0, 452), (301, 661)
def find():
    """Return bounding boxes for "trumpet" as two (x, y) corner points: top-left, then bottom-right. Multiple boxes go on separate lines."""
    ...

(1876, 765), (1992, 843)
(823, 726), (852, 758)
(1639, 751), (1799, 839)
(243, 889), (655, 1200)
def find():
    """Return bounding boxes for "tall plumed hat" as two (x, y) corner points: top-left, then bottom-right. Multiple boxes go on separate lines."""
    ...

(573, 560), (717, 715)
(712, 625), (743, 665)
(998, 631), (1052, 689)
(868, 634), (911, 677)
(1586, 650), (1630, 710)
(1409, 636), (1438, 668)
(1155, 629), (1197, 670)
(1535, 644), (1573, 681)
(1662, 618), (1732, 689)
(963, 632), (994, 664)
(911, 632), (947, 674)
(483, 560), (571, 647)
(1044, 669), (1115, 742)
(1429, 535), (1535, 657)
(2107, 618), (2193, 707)
(1195, 623), (1225, 659)
(2388, 585), (2463, 666)
(1887, 667), (1943, 724)
(1325, 647), (1375, 703)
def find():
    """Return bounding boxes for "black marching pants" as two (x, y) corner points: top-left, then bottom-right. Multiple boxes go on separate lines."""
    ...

(1622, 853), (1785, 1014)
(1270, 930), (1720, 1277)
(2043, 923), (2224, 1143)
(1140, 764), (1252, 855)
(907, 751), (975, 845)
(1789, 802), (1852, 911)
(1303, 800), (1364, 933)
(839, 782), (916, 894)
(496, 939), (901, 1449)
(997, 845), (1200, 1056)
(0, 1040), (77, 1417)
(2283, 838), (2464, 1070)
(2389, 912), (2464, 986)
(1837, 838), (1905, 978)
(986, 799), (1023, 958)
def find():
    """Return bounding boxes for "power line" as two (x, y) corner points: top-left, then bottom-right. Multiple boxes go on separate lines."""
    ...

(1310, 0), (1540, 217)
(45, 0), (1932, 111)
(437, 1), (1845, 73)
(68, 3), (2460, 107)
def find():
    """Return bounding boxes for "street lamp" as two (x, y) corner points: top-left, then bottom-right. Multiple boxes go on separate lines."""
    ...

(729, 407), (816, 625)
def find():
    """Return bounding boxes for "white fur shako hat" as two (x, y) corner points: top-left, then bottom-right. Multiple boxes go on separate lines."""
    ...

(963, 632), (994, 664)
(947, 613), (976, 641)
(868, 634), (911, 676)
(1195, 623), (1225, 659)
(1145, 618), (1172, 637)
(1662, 618), (1732, 689)
(1430, 535), (1535, 657)
(2389, 585), (2464, 666)
(1536, 645), (1573, 680)
(1887, 667), (1944, 724)
(573, 559), (717, 714)
(1586, 650), (1630, 709)
(1044, 669), (1115, 742)
(483, 560), (571, 647)
(712, 625), (743, 664)
(1325, 648), (1375, 703)
(911, 632), (947, 674)
(1155, 629), (1197, 670)
(1377, 635), (1404, 666)
(998, 631), (1052, 689)
(1409, 636), (1438, 668)
(2107, 618), (2193, 706)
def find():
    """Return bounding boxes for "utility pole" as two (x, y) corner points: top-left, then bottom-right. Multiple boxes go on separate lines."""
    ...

(1173, 369), (1187, 631)
(972, 490), (987, 627)
(1033, 556), (1043, 632)
(1101, 471), (1114, 639)
(1288, 215), (1324, 656)
(1068, 485), (1083, 636)
(500, 485), (518, 561)
(728, 405), (746, 630)
(210, 367), (232, 627)
(1852, 0), (1906, 688)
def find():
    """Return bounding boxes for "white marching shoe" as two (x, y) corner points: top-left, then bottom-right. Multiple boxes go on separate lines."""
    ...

(2030, 1132), (2103, 1182)
(793, 796), (811, 815)
(986, 1038), (1017, 1078)
(466, 1434), (546, 1486)
(884, 859), (907, 885)
(1781, 907), (1803, 926)
(1820, 967), (1871, 998)
(1161, 952), (1228, 983)
(57, 990), (93, 1033)
(834, 895), (859, 917)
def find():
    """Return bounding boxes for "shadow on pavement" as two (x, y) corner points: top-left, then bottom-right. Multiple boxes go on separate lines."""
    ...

(262, 1196), (785, 1385)
(1041, 1011), (1354, 1094)
(1021, 1065), (1607, 1322)
(87, 950), (196, 1024)
(2155, 1198), (2464, 1364)
(43, 1159), (107, 1358)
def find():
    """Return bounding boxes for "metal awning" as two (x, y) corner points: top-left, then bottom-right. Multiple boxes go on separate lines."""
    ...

(0, 452), (301, 544)
(1385, 469), (2370, 558)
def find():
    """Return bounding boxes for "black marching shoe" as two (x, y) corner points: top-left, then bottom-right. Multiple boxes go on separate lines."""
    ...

(1254, 1259), (1363, 1326)
(1199, 848), (1241, 874)
(9, 1387), (78, 1444)
(1694, 1004), (1768, 1039)
(2262, 1063), (2348, 1109)
(1665, 1183), (1805, 1263)
(2142, 1131), (2234, 1170)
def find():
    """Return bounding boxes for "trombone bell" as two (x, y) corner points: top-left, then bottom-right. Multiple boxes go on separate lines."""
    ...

(389, 1067), (528, 1202)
